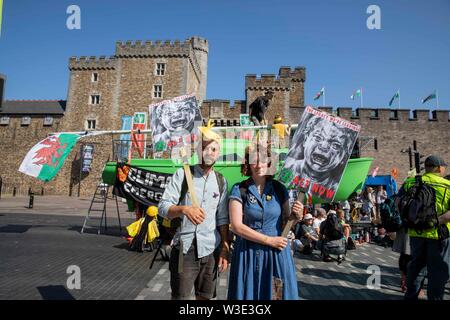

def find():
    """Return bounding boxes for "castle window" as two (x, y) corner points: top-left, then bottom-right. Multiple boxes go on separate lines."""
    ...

(370, 109), (379, 119)
(90, 94), (100, 105)
(153, 85), (163, 98)
(410, 110), (417, 120)
(374, 138), (378, 151)
(91, 73), (99, 82)
(86, 119), (96, 130)
(351, 109), (359, 118)
(21, 116), (31, 126)
(43, 116), (53, 126)
(390, 110), (398, 120)
(0, 116), (10, 126)
(156, 63), (166, 76)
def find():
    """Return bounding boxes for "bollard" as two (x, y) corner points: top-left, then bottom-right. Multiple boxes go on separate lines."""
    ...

(13, 187), (16, 197)
(28, 192), (34, 209)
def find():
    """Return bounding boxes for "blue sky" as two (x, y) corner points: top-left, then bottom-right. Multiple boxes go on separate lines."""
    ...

(0, 0), (449, 109)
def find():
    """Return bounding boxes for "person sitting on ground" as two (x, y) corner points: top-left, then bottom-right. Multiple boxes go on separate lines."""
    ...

(299, 213), (320, 254)
(337, 209), (356, 250)
(337, 209), (351, 239)
(313, 208), (327, 236)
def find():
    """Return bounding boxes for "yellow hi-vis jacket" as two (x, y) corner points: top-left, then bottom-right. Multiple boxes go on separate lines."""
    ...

(402, 172), (450, 240)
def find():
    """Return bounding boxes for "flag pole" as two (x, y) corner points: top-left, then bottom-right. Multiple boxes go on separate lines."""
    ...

(360, 88), (363, 108)
(323, 87), (326, 107)
(436, 90), (439, 110)
(398, 89), (401, 109)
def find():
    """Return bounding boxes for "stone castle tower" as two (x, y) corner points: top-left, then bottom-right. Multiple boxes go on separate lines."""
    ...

(62, 36), (208, 132)
(245, 66), (306, 124)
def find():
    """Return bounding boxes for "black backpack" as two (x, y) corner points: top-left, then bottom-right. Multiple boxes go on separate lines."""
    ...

(380, 197), (404, 232)
(398, 175), (438, 232)
(322, 213), (344, 241)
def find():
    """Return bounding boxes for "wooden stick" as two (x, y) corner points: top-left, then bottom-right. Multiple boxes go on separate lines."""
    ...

(281, 191), (305, 238)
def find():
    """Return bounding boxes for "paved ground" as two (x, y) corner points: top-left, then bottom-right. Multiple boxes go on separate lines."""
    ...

(1, 196), (449, 300)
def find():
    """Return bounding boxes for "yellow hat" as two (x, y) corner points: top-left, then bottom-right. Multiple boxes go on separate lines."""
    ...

(198, 119), (221, 144)
(274, 115), (283, 124)
(146, 206), (158, 217)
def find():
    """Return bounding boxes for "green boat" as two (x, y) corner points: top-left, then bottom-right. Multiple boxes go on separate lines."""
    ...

(102, 138), (373, 203)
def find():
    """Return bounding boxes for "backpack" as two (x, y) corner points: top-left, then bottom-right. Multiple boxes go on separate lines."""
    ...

(379, 197), (404, 232)
(322, 213), (344, 241)
(398, 175), (438, 232)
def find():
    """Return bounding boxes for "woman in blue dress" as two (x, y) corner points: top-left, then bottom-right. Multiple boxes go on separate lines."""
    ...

(227, 145), (304, 300)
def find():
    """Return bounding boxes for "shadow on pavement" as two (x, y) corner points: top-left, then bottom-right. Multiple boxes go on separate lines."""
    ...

(0, 224), (33, 233)
(297, 280), (401, 300)
(299, 267), (401, 288)
(67, 225), (125, 237)
(37, 285), (76, 300)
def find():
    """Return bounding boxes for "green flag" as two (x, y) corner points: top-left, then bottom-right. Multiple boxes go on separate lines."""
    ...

(422, 91), (437, 104)
(350, 89), (361, 100)
(389, 90), (400, 106)
(19, 134), (81, 182)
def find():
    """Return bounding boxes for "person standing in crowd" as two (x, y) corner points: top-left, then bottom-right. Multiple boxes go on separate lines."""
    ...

(361, 186), (376, 222)
(227, 145), (303, 300)
(158, 124), (230, 300)
(388, 226), (427, 295)
(402, 155), (450, 300)
(249, 91), (274, 126)
(375, 185), (387, 223)
(339, 199), (351, 222)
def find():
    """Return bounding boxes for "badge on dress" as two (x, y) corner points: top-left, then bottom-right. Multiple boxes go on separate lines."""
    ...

(248, 195), (257, 204)
(266, 195), (272, 201)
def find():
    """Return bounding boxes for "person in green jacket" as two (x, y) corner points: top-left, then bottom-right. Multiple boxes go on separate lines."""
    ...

(401, 155), (450, 300)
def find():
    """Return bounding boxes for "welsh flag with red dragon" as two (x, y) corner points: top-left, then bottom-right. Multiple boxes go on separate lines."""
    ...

(19, 134), (81, 182)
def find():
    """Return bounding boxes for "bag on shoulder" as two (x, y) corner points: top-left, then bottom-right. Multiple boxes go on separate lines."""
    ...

(380, 197), (403, 232)
(398, 175), (438, 232)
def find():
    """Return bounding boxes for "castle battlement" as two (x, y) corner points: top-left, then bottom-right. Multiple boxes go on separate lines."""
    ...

(279, 66), (306, 82)
(335, 107), (449, 122)
(69, 56), (117, 70)
(114, 36), (208, 57)
(202, 99), (246, 108)
(245, 74), (290, 91)
(115, 39), (192, 58)
(245, 66), (306, 90)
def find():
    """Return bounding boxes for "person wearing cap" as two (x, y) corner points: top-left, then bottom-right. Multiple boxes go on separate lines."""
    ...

(299, 213), (320, 254)
(400, 155), (450, 300)
(272, 115), (291, 148)
(158, 120), (230, 300)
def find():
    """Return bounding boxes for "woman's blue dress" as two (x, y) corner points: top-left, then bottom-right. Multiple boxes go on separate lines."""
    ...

(227, 178), (299, 300)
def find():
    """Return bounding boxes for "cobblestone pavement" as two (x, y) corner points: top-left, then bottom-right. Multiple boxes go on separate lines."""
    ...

(0, 200), (449, 300)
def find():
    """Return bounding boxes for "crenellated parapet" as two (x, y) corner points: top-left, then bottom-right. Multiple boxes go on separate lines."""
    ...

(336, 107), (450, 122)
(69, 56), (117, 70)
(245, 74), (291, 91)
(246, 66), (306, 91)
(114, 39), (192, 58)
